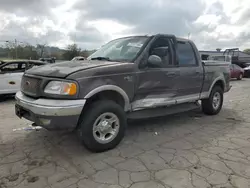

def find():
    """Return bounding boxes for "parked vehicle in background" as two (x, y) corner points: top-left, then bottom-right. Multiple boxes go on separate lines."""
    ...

(39, 57), (56, 63)
(201, 54), (231, 63)
(72, 56), (85, 61)
(15, 34), (231, 152)
(243, 64), (250, 77)
(230, 64), (244, 80)
(0, 60), (46, 95)
(223, 48), (250, 68)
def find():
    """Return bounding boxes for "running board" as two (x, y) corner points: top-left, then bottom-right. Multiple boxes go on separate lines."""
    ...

(127, 102), (200, 120)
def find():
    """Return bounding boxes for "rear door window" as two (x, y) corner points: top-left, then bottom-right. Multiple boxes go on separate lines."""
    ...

(0, 62), (26, 73)
(177, 41), (197, 66)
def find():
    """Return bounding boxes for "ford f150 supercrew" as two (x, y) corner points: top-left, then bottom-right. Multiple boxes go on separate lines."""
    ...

(15, 34), (231, 152)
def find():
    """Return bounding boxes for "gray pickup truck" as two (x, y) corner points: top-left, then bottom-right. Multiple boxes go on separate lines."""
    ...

(15, 34), (231, 152)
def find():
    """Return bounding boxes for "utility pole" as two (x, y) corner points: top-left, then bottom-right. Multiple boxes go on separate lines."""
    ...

(15, 39), (17, 59)
(4, 39), (28, 59)
(73, 33), (76, 44)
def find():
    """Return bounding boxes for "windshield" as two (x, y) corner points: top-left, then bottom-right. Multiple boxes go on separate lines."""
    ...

(88, 36), (149, 62)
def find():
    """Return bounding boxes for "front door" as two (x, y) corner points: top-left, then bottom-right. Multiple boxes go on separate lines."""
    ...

(0, 62), (25, 94)
(132, 36), (179, 110)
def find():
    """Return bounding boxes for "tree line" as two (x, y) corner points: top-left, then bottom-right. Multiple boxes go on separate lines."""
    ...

(1, 42), (249, 61)
(62, 44), (96, 60)
(0, 43), (96, 60)
(243, 49), (250, 55)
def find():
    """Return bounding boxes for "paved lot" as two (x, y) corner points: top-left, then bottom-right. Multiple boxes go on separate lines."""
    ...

(1, 80), (250, 188)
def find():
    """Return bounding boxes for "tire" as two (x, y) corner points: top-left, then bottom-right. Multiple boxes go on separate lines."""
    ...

(237, 73), (243, 80)
(202, 86), (223, 115)
(77, 100), (127, 152)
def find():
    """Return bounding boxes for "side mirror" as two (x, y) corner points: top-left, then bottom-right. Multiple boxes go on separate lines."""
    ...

(148, 55), (162, 68)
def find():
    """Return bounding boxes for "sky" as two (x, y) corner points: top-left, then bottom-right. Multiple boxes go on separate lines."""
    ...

(0, 0), (250, 50)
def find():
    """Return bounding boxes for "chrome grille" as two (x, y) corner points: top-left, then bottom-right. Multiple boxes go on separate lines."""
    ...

(21, 75), (41, 97)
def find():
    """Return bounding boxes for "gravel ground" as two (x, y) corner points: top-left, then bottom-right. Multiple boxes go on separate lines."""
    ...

(1, 79), (250, 188)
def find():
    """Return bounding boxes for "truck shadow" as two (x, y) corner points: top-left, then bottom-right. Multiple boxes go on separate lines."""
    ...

(0, 94), (15, 102)
(26, 107), (243, 153)
(125, 108), (243, 142)
(3, 107), (244, 177)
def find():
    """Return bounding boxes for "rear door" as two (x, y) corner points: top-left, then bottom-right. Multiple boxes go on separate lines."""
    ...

(0, 62), (25, 94)
(230, 64), (236, 78)
(132, 36), (180, 110)
(175, 40), (203, 103)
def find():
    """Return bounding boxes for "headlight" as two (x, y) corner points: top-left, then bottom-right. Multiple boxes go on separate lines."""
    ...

(244, 67), (250, 70)
(44, 81), (77, 95)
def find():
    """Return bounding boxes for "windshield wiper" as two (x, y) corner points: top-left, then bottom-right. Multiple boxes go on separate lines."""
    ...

(91, 57), (111, 61)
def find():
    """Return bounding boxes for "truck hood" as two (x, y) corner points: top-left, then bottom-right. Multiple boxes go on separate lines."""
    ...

(25, 60), (124, 78)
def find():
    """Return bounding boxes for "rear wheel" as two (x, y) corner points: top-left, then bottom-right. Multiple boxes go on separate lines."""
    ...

(202, 86), (223, 115)
(77, 100), (127, 152)
(237, 73), (243, 80)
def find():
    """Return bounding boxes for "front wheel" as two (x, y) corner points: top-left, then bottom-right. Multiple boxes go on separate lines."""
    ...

(237, 73), (243, 80)
(77, 100), (127, 152)
(202, 86), (223, 115)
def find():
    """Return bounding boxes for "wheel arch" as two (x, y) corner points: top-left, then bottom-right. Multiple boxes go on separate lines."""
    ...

(84, 85), (131, 112)
(208, 77), (225, 96)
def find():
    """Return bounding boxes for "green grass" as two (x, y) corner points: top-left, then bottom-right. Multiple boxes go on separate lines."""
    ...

(0, 58), (29, 63)
(0, 58), (27, 61)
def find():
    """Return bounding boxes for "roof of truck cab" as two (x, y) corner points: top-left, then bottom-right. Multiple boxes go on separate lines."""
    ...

(149, 33), (188, 40)
(111, 34), (190, 43)
(176, 37), (190, 42)
(143, 34), (190, 42)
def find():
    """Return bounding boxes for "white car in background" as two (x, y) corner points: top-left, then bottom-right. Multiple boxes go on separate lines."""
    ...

(0, 60), (46, 95)
(71, 56), (85, 61)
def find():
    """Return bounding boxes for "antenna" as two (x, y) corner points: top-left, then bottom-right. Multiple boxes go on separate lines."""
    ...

(74, 33), (76, 44)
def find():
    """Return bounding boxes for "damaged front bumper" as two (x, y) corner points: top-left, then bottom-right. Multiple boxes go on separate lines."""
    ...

(15, 91), (86, 130)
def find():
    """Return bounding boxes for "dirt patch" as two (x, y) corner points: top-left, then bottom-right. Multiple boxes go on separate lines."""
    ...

(6, 173), (19, 182)
(27, 176), (39, 183)
(24, 160), (45, 167)
(226, 117), (243, 122)
(0, 182), (6, 188)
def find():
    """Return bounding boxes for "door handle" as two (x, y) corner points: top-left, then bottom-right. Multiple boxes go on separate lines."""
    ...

(165, 72), (176, 76)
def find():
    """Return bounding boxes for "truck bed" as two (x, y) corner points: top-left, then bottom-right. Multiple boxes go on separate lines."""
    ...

(202, 60), (231, 94)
